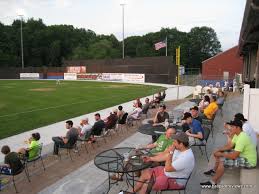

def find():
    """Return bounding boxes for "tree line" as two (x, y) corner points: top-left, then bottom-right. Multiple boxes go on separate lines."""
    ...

(0, 18), (221, 69)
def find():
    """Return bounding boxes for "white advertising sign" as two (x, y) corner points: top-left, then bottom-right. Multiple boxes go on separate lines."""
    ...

(101, 73), (123, 81)
(64, 73), (77, 80)
(123, 73), (145, 83)
(20, 73), (40, 79)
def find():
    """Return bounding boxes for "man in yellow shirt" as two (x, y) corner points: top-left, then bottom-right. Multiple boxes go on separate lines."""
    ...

(202, 96), (218, 119)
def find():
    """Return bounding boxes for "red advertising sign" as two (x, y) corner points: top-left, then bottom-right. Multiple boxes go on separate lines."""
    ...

(77, 73), (102, 80)
(67, 66), (86, 73)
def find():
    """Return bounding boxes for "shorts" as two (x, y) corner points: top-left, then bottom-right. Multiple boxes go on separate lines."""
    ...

(189, 137), (205, 146)
(0, 166), (12, 175)
(222, 150), (254, 168)
(149, 166), (184, 191)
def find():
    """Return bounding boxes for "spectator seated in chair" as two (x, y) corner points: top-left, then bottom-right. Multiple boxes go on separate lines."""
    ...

(89, 113), (106, 142)
(161, 90), (166, 100)
(117, 105), (125, 121)
(190, 106), (202, 124)
(152, 104), (169, 125)
(216, 91), (225, 105)
(104, 109), (118, 130)
(77, 118), (92, 140)
(127, 103), (142, 125)
(182, 112), (205, 146)
(18, 132), (41, 160)
(130, 132), (195, 194)
(111, 128), (176, 182)
(200, 95), (218, 120)
(52, 120), (79, 155)
(143, 128), (176, 154)
(201, 120), (257, 186)
(0, 145), (23, 175)
(142, 98), (150, 115)
(198, 95), (210, 112)
(153, 92), (163, 105)
(234, 113), (257, 146)
(133, 98), (143, 109)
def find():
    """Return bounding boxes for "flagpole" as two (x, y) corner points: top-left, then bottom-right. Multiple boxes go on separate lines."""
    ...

(165, 36), (168, 56)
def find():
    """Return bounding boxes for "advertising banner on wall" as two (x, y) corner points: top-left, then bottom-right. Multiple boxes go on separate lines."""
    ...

(66, 66), (86, 73)
(64, 73), (77, 80)
(77, 73), (102, 80)
(20, 73), (40, 79)
(123, 73), (145, 83)
(101, 73), (123, 81)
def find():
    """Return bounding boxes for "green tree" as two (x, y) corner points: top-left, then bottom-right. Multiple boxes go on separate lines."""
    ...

(188, 26), (222, 68)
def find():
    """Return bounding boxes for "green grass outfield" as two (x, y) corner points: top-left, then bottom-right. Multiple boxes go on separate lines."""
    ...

(0, 80), (163, 139)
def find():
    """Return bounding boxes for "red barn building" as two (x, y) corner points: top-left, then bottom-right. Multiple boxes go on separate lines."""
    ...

(202, 46), (243, 80)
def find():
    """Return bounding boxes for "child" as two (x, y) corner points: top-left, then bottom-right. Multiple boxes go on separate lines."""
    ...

(18, 132), (41, 160)
(0, 145), (23, 175)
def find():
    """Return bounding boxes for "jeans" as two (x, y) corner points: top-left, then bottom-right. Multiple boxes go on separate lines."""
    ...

(52, 137), (65, 155)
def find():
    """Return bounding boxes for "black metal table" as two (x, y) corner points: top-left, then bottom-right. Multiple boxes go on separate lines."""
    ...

(189, 98), (201, 105)
(138, 123), (183, 136)
(138, 124), (166, 136)
(94, 147), (151, 193)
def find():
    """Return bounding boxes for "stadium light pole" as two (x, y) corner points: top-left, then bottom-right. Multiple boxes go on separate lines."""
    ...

(18, 14), (24, 69)
(120, 1), (125, 59)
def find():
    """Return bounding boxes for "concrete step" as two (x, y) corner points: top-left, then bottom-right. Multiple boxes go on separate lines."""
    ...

(240, 167), (259, 194)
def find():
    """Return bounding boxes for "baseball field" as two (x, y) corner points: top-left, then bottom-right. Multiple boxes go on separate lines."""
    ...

(0, 80), (163, 139)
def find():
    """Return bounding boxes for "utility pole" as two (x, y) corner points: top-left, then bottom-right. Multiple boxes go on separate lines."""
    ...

(120, 2), (125, 59)
(18, 15), (24, 69)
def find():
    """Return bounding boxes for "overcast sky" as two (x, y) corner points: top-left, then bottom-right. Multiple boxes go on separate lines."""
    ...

(0, 0), (246, 51)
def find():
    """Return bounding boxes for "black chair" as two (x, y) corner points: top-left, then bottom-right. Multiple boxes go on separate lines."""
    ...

(142, 104), (150, 118)
(156, 172), (192, 194)
(59, 139), (80, 161)
(120, 172), (155, 194)
(191, 127), (210, 161)
(218, 103), (224, 117)
(24, 143), (45, 176)
(3, 159), (31, 193)
(117, 113), (128, 133)
(202, 112), (216, 137)
(77, 131), (92, 152)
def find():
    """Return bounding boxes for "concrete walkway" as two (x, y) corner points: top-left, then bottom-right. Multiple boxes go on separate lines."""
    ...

(0, 83), (193, 163)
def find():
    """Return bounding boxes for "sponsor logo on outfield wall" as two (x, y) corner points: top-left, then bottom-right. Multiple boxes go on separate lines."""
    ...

(20, 73), (41, 79)
(66, 66), (86, 73)
(77, 73), (102, 80)
(64, 73), (77, 80)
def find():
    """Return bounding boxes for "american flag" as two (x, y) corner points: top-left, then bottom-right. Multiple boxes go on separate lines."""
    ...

(154, 40), (167, 50)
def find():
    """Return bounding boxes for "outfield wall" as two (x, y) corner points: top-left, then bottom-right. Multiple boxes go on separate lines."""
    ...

(0, 56), (177, 84)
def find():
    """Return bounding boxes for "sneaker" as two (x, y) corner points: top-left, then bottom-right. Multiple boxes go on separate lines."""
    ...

(200, 181), (217, 188)
(203, 169), (215, 176)
(110, 174), (123, 181)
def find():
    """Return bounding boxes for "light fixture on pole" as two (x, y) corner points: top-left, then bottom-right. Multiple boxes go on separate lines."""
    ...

(18, 14), (24, 69)
(120, 0), (126, 59)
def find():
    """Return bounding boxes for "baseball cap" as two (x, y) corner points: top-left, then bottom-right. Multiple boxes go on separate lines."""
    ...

(182, 112), (192, 120)
(159, 104), (166, 109)
(172, 132), (189, 144)
(190, 106), (199, 111)
(234, 113), (247, 122)
(226, 120), (243, 128)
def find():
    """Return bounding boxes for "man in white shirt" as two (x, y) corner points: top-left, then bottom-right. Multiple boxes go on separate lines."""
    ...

(130, 132), (195, 194)
(234, 113), (257, 146)
(127, 103), (142, 125)
(78, 118), (92, 139)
